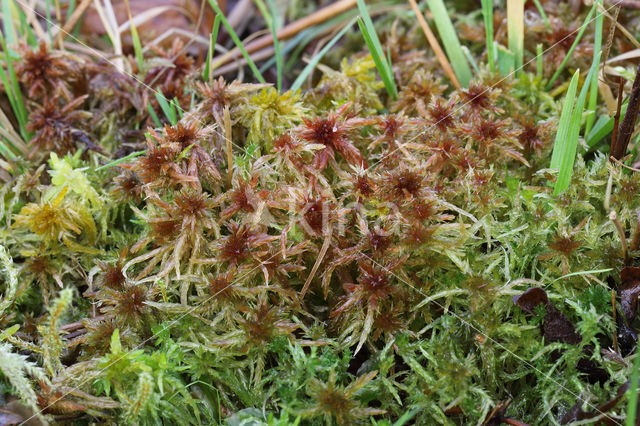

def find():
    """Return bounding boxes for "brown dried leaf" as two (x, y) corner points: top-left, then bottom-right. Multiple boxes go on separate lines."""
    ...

(512, 287), (548, 314)
(0, 401), (44, 426)
(512, 287), (580, 344)
(0, 409), (23, 426)
(620, 266), (640, 322)
(543, 304), (581, 344)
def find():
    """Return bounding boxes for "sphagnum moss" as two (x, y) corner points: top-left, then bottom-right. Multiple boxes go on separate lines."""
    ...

(1, 1), (640, 425)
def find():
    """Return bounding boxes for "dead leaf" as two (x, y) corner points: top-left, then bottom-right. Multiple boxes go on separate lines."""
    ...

(0, 410), (23, 426)
(0, 401), (44, 426)
(617, 315), (637, 356)
(512, 287), (580, 344)
(543, 304), (581, 344)
(620, 266), (640, 322)
(512, 287), (548, 314)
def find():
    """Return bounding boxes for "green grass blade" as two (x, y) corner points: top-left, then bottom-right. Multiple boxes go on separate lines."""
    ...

(550, 69), (580, 170)
(481, 0), (494, 73)
(146, 103), (162, 127)
(154, 93), (177, 125)
(129, 18), (144, 73)
(462, 46), (479, 74)
(536, 43), (543, 79)
(532, 0), (551, 30)
(284, 30), (318, 72)
(586, 102), (628, 149)
(585, 0), (603, 137)
(207, 0), (266, 84)
(393, 408), (420, 426)
(266, 0), (283, 92)
(252, 0), (270, 25)
(2, 0), (17, 48)
(507, 0), (524, 74)
(627, 351), (640, 426)
(203, 14), (221, 82)
(17, 5), (36, 47)
(356, 0), (397, 98)
(95, 150), (147, 171)
(254, 0), (283, 91)
(554, 66), (595, 195)
(290, 19), (354, 93)
(281, 4), (369, 72)
(425, 0), (472, 87)
(355, 0), (386, 64)
(0, 140), (14, 159)
(173, 98), (184, 119)
(357, 17), (397, 99)
(545, 3), (596, 89)
(497, 44), (515, 77)
(549, 268), (613, 283)
(0, 30), (28, 140)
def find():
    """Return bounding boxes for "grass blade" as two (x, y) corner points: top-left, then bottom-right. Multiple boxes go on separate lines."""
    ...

(550, 69), (580, 170)
(207, 0), (266, 84)
(355, 0), (386, 65)
(462, 46), (479, 74)
(545, 3), (596, 89)
(130, 26), (144, 73)
(173, 98), (184, 119)
(95, 150), (147, 171)
(507, 0), (524, 74)
(549, 268), (613, 283)
(0, 107), (27, 157)
(124, 0), (144, 73)
(586, 102), (628, 149)
(536, 43), (543, 78)
(357, 18), (397, 99)
(290, 19), (355, 93)
(554, 66), (595, 195)
(585, 0), (604, 137)
(532, 0), (551, 30)
(425, 0), (472, 87)
(481, 0), (494, 73)
(154, 93), (177, 125)
(16, 4), (36, 46)
(266, 0), (283, 92)
(203, 14), (221, 82)
(356, 0), (397, 99)
(0, 30), (28, 140)
(497, 44), (515, 77)
(146, 103), (162, 128)
(254, 0), (283, 91)
(2, 0), (18, 48)
(627, 351), (640, 426)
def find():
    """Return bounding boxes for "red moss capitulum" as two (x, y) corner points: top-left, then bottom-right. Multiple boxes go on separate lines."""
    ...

(549, 235), (581, 257)
(298, 103), (367, 170)
(427, 99), (457, 131)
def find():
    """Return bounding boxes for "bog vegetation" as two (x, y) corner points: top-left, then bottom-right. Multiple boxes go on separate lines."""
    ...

(1, 0), (640, 424)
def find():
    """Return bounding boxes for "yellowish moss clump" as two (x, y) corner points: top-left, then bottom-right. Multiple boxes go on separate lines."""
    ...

(14, 186), (97, 252)
(237, 88), (305, 148)
(307, 54), (384, 114)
